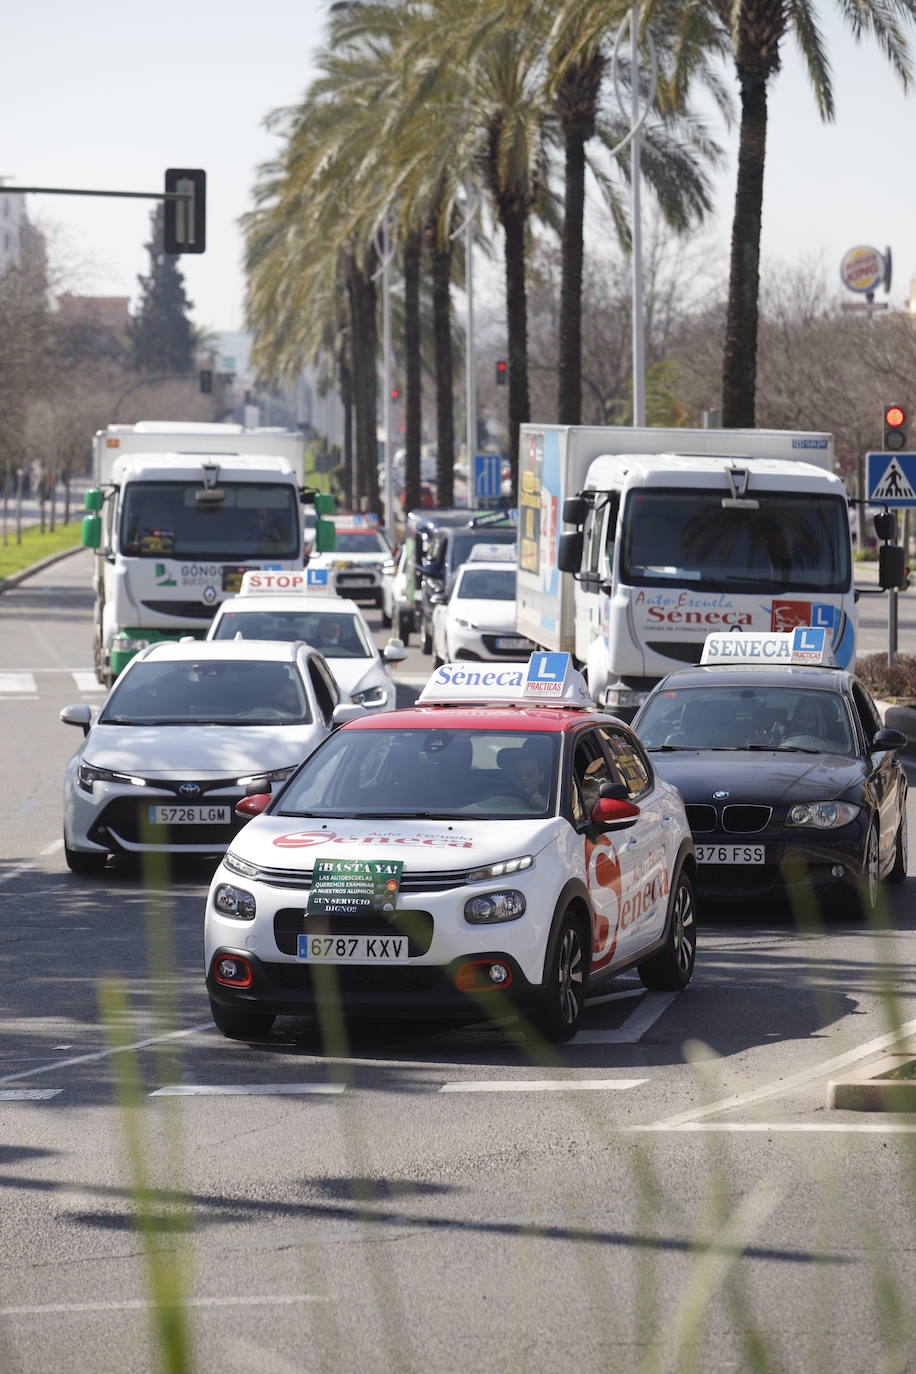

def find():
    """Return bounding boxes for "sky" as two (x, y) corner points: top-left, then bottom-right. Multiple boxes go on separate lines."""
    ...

(4, 2), (916, 347)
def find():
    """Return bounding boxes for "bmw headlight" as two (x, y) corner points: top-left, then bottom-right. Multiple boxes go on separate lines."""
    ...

(464, 890), (526, 924)
(213, 883), (256, 920)
(787, 801), (860, 829)
(351, 685), (388, 707)
(235, 766), (297, 787)
(224, 851), (262, 879)
(77, 762), (147, 792)
(467, 855), (533, 882)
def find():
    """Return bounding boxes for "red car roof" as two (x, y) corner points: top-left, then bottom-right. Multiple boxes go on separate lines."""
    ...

(344, 706), (607, 732)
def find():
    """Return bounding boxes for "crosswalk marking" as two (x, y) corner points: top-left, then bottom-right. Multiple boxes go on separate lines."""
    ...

(72, 671), (104, 693)
(151, 1083), (346, 1096)
(0, 1089), (63, 1101)
(0, 673), (36, 694)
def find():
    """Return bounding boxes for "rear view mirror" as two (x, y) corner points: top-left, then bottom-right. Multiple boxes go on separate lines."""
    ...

(60, 703), (92, 735)
(235, 793), (271, 817)
(590, 796), (640, 828)
(871, 728), (908, 753)
(382, 639), (408, 663)
(332, 702), (366, 726)
(558, 531), (584, 574)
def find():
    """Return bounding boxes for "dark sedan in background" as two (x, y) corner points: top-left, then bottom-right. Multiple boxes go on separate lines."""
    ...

(632, 664), (908, 918)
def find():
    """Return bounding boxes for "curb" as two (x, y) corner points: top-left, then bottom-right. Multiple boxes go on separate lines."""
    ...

(0, 542), (84, 594)
(826, 1052), (916, 1112)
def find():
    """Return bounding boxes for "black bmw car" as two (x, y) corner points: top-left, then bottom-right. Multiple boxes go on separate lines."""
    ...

(632, 664), (908, 917)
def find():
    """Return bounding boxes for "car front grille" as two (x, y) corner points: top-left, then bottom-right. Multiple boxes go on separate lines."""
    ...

(273, 907), (434, 957)
(721, 805), (772, 833)
(92, 798), (242, 849)
(254, 864), (472, 893)
(139, 600), (215, 620)
(685, 805), (717, 833)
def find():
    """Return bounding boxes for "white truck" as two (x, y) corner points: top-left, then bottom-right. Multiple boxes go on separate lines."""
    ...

(82, 422), (314, 683)
(516, 424), (904, 717)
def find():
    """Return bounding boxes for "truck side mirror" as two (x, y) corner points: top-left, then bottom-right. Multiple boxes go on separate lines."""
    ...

(563, 496), (587, 526)
(84, 488), (104, 513)
(82, 513), (102, 549)
(558, 531), (584, 574)
(878, 543), (907, 590)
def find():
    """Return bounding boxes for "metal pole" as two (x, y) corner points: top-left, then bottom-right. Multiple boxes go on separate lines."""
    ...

(888, 587), (898, 668)
(465, 182), (477, 509)
(382, 215), (394, 542)
(630, 5), (646, 427)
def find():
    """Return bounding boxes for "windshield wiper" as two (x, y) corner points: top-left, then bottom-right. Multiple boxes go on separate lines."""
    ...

(348, 811), (473, 820)
(775, 745), (820, 754)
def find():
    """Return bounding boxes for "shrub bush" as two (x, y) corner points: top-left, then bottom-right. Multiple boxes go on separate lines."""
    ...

(854, 653), (916, 701)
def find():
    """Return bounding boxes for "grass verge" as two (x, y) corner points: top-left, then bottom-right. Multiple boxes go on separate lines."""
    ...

(0, 520), (82, 581)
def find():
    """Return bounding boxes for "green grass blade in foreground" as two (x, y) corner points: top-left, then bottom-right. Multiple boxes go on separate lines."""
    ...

(99, 977), (192, 1374)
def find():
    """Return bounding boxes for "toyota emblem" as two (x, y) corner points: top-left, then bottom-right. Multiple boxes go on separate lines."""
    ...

(179, 782), (201, 798)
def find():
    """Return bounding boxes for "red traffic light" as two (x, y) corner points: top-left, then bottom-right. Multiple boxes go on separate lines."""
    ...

(390, 388), (400, 400)
(495, 359), (507, 385)
(885, 406), (905, 428)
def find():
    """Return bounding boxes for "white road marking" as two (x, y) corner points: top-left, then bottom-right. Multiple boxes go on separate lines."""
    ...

(39, 839), (64, 855)
(72, 671), (104, 693)
(0, 1294), (328, 1316)
(440, 1078), (647, 1093)
(0, 1089), (62, 1101)
(0, 674), (36, 694)
(637, 1122), (916, 1134)
(577, 990), (679, 1044)
(0, 865), (30, 887)
(584, 985), (645, 1008)
(649, 1015), (916, 1130)
(151, 1083), (346, 1096)
(0, 1021), (215, 1087)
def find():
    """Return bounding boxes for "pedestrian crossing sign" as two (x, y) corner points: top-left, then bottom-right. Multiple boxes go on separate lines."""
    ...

(866, 452), (916, 505)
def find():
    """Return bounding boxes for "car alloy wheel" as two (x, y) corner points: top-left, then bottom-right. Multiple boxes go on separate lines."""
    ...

(533, 912), (586, 1042)
(889, 807), (908, 884)
(638, 871), (696, 991)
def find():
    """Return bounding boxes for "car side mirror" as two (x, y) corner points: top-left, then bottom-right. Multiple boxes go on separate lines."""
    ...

(871, 727), (908, 753)
(332, 702), (366, 726)
(590, 796), (640, 828)
(235, 793), (271, 817)
(60, 703), (93, 736)
(382, 639), (408, 663)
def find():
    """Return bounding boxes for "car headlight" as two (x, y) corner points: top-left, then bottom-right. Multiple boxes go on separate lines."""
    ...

(213, 883), (256, 920)
(77, 762), (147, 792)
(787, 801), (860, 829)
(351, 685), (388, 707)
(454, 617), (479, 630)
(467, 855), (533, 882)
(465, 890), (526, 924)
(224, 851), (263, 879)
(235, 766), (297, 787)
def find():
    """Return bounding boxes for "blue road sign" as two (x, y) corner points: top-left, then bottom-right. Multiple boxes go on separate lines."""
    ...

(866, 452), (916, 505)
(474, 453), (502, 500)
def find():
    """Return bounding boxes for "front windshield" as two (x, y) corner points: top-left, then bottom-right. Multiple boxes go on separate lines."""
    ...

(120, 481), (300, 560)
(212, 609), (373, 658)
(621, 490), (850, 593)
(636, 686), (855, 754)
(333, 531), (389, 554)
(454, 568), (516, 601)
(276, 728), (559, 819)
(99, 659), (312, 726)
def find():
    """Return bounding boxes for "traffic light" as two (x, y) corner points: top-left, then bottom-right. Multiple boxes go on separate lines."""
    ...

(495, 360), (507, 386)
(163, 168), (206, 254)
(199, 369), (213, 394)
(390, 387), (400, 401)
(883, 404), (906, 450)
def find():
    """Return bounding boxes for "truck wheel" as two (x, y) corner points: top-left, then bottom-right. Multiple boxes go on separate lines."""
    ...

(209, 997), (275, 1040)
(532, 910), (587, 1042)
(637, 871), (696, 991)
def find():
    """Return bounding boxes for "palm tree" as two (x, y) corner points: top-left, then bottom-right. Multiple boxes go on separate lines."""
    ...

(642, 0), (916, 428)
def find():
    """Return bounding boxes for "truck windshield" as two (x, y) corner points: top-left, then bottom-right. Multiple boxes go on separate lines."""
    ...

(620, 490), (850, 593)
(120, 481), (300, 560)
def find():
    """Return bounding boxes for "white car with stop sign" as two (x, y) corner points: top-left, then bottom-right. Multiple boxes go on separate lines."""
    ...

(205, 654), (697, 1043)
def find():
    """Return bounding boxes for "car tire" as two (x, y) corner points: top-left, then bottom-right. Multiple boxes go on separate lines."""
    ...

(433, 652), (444, 668)
(888, 808), (908, 884)
(637, 870), (697, 991)
(532, 910), (588, 1042)
(209, 997), (275, 1040)
(855, 822), (881, 919)
(64, 840), (108, 876)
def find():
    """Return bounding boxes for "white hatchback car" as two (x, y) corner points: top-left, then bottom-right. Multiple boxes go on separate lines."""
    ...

(432, 553), (533, 665)
(207, 586), (405, 713)
(205, 654), (697, 1043)
(307, 521), (391, 606)
(61, 640), (363, 874)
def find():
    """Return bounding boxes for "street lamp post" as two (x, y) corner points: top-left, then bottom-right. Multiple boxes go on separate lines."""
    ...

(372, 210), (396, 542)
(451, 181), (482, 508)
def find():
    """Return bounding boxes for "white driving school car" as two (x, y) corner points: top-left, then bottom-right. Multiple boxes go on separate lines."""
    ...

(431, 544), (534, 665)
(205, 653), (697, 1043)
(60, 639), (365, 874)
(206, 570), (406, 713)
(306, 517), (391, 606)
